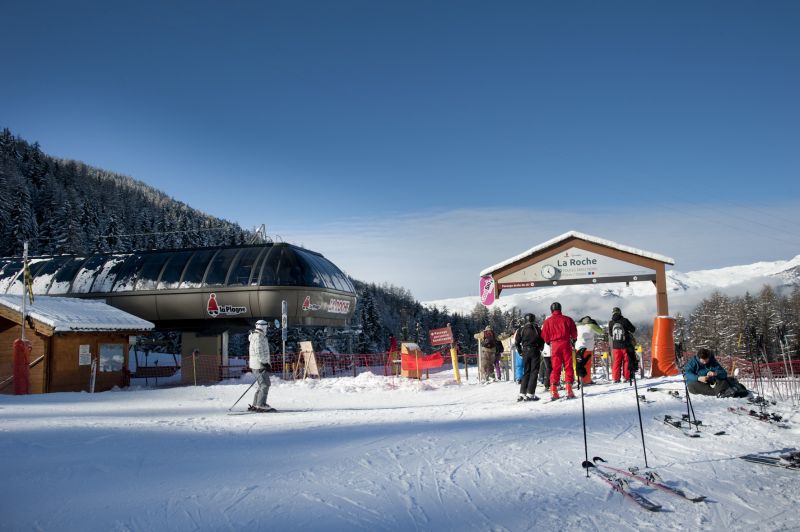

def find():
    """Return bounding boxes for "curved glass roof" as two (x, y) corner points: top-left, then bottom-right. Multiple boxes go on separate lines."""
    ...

(0, 244), (355, 296)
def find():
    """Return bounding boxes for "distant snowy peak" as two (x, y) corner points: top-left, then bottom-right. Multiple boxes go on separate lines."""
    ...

(667, 255), (800, 290)
(424, 255), (800, 316)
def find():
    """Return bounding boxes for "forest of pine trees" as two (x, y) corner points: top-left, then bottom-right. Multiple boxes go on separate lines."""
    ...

(679, 285), (800, 361)
(0, 129), (251, 256)
(350, 280), (523, 354)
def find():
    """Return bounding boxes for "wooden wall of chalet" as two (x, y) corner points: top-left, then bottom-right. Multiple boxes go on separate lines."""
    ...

(0, 316), (130, 394)
(48, 334), (130, 393)
(0, 320), (48, 394)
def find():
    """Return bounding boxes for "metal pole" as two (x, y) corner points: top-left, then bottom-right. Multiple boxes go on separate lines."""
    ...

(229, 379), (257, 411)
(632, 375), (649, 468)
(281, 300), (288, 380)
(21, 241), (28, 341)
(580, 374), (589, 477)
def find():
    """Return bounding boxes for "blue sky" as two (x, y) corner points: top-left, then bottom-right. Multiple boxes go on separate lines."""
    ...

(3, 1), (799, 299)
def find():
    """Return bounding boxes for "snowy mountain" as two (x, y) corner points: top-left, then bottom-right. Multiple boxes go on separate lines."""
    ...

(424, 255), (800, 322)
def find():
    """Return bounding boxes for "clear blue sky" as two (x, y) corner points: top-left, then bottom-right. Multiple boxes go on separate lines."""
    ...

(3, 1), (799, 299)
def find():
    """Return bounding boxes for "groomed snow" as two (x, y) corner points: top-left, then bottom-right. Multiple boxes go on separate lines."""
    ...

(1, 370), (798, 531)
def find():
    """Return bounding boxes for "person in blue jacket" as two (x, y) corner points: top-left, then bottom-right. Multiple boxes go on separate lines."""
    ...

(684, 348), (731, 396)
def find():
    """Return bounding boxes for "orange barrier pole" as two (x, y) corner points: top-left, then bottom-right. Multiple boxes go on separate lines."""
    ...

(651, 316), (680, 377)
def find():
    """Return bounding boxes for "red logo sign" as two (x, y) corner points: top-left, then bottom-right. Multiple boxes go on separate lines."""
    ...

(301, 296), (321, 312)
(207, 293), (220, 317)
(206, 292), (247, 317)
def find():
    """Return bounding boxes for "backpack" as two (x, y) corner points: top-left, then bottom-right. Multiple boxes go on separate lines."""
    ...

(611, 322), (627, 344)
(481, 331), (496, 349)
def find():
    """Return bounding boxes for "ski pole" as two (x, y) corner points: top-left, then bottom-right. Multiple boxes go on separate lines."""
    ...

(229, 378), (257, 411)
(682, 374), (700, 434)
(631, 375), (649, 468)
(580, 373), (589, 477)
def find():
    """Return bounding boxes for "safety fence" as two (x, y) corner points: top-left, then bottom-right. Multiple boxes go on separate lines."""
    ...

(134, 348), (662, 388)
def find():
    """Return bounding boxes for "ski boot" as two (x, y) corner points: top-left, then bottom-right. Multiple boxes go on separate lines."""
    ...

(517, 394), (526, 402)
(566, 383), (576, 399)
(525, 393), (539, 402)
(550, 384), (560, 400)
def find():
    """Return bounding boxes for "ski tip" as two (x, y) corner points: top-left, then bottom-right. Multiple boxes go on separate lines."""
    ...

(691, 496), (708, 503)
(592, 456), (606, 463)
(581, 460), (595, 469)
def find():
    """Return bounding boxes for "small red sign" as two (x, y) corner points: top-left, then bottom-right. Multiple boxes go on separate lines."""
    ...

(207, 293), (220, 317)
(429, 326), (454, 346)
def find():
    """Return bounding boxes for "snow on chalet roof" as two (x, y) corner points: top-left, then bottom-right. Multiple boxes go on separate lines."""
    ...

(480, 230), (676, 276)
(0, 295), (154, 333)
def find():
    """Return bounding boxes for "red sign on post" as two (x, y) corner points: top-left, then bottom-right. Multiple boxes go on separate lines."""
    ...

(429, 326), (454, 346)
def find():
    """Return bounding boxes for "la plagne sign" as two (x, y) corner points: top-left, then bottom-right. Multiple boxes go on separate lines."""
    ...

(496, 247), (656, 289)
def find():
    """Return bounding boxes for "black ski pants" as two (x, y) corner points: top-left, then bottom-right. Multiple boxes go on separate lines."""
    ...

(539, 356), (552, 385)
(687, 378), (730, 397)
(520, 350), (542, 395)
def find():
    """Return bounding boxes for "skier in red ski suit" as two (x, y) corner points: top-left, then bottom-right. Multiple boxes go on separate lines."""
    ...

(541, 302), (578, 399)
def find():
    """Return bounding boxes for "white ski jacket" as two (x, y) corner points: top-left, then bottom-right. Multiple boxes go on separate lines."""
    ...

(575, 322), (604, 350)
(248, 329), (271, 370)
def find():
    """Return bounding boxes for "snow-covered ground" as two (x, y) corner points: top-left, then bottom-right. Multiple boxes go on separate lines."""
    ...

(2, 370), (798, 531)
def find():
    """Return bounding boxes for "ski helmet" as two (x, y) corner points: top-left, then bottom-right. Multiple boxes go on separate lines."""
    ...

(524, 313), (536, 324)
(255, 319), (268, 332)
(550, 302), (561, 312)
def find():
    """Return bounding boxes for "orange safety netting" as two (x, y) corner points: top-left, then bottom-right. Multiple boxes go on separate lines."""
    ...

(401, 352), (444, 371)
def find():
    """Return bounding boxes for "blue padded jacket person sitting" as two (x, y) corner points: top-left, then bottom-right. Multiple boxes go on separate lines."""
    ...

(684, 348), (730, 397)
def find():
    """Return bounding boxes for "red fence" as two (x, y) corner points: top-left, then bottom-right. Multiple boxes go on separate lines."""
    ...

(723, 356), (800, 379)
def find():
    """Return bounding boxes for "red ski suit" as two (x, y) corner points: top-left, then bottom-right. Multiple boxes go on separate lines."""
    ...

(541, 310), (578, 385)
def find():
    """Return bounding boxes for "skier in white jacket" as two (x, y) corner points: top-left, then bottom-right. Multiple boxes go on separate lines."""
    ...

(249, 320), (274, 412)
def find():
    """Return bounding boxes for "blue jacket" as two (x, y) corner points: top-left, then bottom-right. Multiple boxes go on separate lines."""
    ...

(684, 354), (728, 382)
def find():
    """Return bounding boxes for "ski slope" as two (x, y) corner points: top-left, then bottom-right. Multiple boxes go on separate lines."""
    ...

(1, 371), (798, 531)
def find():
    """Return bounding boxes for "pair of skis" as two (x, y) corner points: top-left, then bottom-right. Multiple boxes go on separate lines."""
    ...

(727, 406), (789, 427)
(583, 457), (706, 511)
(739, 450), (799, 470)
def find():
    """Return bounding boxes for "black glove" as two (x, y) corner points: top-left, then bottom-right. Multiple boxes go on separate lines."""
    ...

(627, 352), (639, 374)
(263, 363), (273, 372)
(575, 348), (588, 378)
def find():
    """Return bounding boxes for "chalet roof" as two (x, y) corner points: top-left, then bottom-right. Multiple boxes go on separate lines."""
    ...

(480, 230), (675, 276)
(0, 295), (154, 333)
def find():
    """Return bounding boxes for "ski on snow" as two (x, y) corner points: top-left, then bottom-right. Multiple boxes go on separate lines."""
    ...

(739, 450), (800, 470)
(582, 461), (662, 511)
(727, 406), (789, 428)
(592, 457), (707, 502)
(656, 415), (701, 438)
(646, 387), (682, 400)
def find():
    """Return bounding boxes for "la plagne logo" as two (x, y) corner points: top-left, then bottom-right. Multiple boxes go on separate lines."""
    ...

(301, 295), (350, 314)
(206, 293), (247, 317)
(301, 296), (321, 311)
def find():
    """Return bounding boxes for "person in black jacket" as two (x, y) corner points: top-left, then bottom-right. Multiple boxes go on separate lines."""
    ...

(514, 313), (545, 401)
(608, 307), (636, 383)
